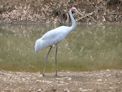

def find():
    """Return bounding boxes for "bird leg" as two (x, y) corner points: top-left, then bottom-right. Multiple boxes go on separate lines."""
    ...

(55, 44), (58, 76)
(42, 46), (52, 76)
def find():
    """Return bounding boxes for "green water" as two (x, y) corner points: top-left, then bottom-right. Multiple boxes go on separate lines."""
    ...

(0, 24), (122, 72)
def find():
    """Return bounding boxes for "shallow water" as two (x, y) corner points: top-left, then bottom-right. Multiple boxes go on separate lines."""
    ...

(0, 24), (122, 72)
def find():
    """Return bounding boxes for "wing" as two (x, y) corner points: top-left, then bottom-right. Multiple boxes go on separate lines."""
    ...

(35, 26), (71, 52)
(41, 26), (70, 42)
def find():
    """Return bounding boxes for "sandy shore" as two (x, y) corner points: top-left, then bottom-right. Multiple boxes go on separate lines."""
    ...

(0, 70), (122, 92)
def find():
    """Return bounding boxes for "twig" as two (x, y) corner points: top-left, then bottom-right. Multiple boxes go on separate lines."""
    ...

(76, 12), (94, 22)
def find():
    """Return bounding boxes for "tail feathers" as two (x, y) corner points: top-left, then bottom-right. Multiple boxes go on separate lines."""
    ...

(34, 39), (45, 53)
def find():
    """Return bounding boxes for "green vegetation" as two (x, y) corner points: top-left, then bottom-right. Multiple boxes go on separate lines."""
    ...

(0, 24), (121, 72)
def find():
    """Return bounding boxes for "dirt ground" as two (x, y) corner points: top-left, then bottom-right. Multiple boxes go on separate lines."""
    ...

(0, 70), (122, 92)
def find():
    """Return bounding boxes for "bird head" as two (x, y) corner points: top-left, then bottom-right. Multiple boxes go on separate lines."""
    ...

(70, 7), (81, 17)
(70, 7), (78, 14)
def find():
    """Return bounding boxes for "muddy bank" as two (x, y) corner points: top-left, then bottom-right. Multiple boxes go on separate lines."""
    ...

(0, 70), (122, 92)
(0, 0), (122, 24)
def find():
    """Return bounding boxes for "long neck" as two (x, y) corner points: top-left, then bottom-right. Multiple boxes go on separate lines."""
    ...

(69, 10), (77, 31)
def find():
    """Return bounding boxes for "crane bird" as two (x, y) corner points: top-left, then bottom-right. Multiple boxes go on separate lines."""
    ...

(35, 7), (79, 76)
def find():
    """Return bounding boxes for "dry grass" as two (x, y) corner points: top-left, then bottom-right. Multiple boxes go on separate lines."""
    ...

(0, 0), (122, 23)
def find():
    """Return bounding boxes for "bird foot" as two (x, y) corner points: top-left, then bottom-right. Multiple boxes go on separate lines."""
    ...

(55, 73), (58, 77)
(42, 73), (45, 77)
(40, 72), (45, 77)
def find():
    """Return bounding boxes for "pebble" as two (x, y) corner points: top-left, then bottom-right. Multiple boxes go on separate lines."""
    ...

(64, 88), (70, 92)
(97, 79), (102, 82)
(37, 88), (43, 92)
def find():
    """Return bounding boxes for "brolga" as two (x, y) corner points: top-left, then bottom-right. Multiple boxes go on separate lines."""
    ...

(35, 7), (79, 76)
